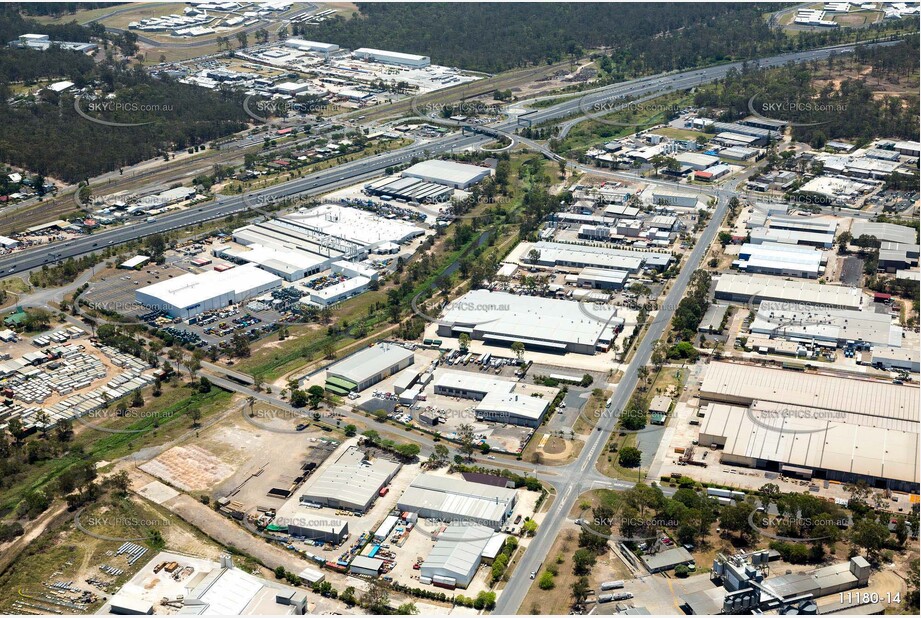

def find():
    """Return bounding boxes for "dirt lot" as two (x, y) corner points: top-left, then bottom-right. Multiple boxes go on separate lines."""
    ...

(0, 494), (220, 615)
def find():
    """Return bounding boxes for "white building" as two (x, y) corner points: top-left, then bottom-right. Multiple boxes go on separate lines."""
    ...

(402, 160), (493, 189)
(436, 289), (623, 355)
(283, 38), (339, 55)
(295, 445), (401, 513)
(421, 524), (495, 588)
(734, 242), (824, 278)
(353, 47), (430, 67)
(325, 343), (414, 393)
(433, 371), (554, 427)
(135, 264), (281, 319)
(397, 474), (517, 530)
(714, 273), (864, 310)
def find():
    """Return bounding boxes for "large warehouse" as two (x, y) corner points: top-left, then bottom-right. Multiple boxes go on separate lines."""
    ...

(433, 371), (556, 427)
(734, 242), (824, 278)
(697, 362), (919, 490)
(436, 289), (623, 355)
(352, 47), (430, 67)
(714, 273), (864, 310)
(401, 160), (494, 190)
(296, 446), (401, 513)
(271, 514), (349, 544)
(398, 474), (517, 530)
(135, 264), (282, 319)
(324, 344), (414, 393)
(527, 241), (673, 272)
(230, 205), (425, 280)
(421, 524), (495, 588)
(750, 301), (901, 348)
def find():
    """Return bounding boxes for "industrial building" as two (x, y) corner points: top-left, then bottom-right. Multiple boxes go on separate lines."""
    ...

(398, 474), (517, 530)
(365, 176), (454, 203)
(350, 555), (385, 577)
(675, 152), (719, 171)
(433, 371), (554, 427)
(108, 553), (308, 615)
(733, 242), (824, 278)
(401, 160), (493, 189)
(576, 267), (629, 290)
(135, 264), (282, 319)
(681, 554), (870, 615)
(651, 190), (699, 208)
(749, 215), (837, 248)
(871, 346), (920, 373)
(324, 343), (414, 393)
(527, 241), (673, 272)
(272, 515), (349, 544)
(230, 205), (424, 280)
(750, 301), (901, 349)
(283, 38), (339, 55)
(714, 273), (864, 310)
(420, 524), (495, 588)
(850, 221), (917, 245)
(295, 445), (401, 512)
(12, 33), (98, 53)
(697, 362), (919, 490)
(436, 289), (624, 355)
(352, 48), (431, 67)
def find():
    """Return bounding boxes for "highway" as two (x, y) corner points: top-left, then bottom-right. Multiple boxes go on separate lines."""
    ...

(1, 39), (890, 278)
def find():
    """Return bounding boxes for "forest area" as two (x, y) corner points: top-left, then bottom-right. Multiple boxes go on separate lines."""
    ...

(304, 3), (917, 75)
(0, 8), (250, 183)
(693, 36), (920, 145)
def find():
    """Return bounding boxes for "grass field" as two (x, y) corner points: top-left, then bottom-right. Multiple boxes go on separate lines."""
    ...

(1, 384), (232, 516)
(0, 493), (229, 614)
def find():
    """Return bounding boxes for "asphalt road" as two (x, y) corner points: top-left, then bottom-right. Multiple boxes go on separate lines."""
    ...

(492, 169), (761, 615)
(2, 39), (891, 278)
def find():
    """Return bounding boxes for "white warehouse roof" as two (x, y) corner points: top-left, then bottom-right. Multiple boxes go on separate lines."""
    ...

(714, 273), (864, 309)
(327, 344), (414, 385)
(136, 264), (281, 313)
(402, 160), (493, 188)
(398, 474), (516, 530)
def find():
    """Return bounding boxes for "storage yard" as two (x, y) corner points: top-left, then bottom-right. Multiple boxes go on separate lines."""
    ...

(0, 325), (157, 435)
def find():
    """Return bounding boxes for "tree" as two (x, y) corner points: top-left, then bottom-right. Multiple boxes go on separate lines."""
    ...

(458, 333), (470, 351)
(230, 332), (251, 358)
(344, 424), (357, 437)
(718, 231), (733, 246)
(538, 571), (555, 590)
(396, 602), (418, 615)
(675, 564), (690, 578)
(572, 576), (590, 606)
(188, 407), (202, 427)
(510, 341), (525, 362)
(618, 446), (642, 468)
(360, 578), (390, 612)
(395, 443), (421, 459)
(522, 519), (538, 536)
(851, 518), (889, 559)
(236, 31), (249, 49)
(307, 385), (326, 409)
(458, 423), (476, 459)
(290, 389), (308, 408)
(719, 502), (755, 541)
(198, 377), (212, 393)
(572, 548), (596, 575)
